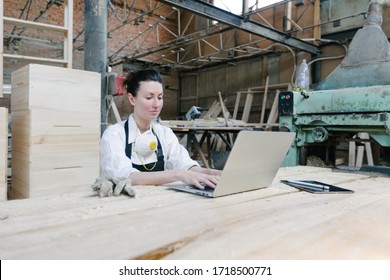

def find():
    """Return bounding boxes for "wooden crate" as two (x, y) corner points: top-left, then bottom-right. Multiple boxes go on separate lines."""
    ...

(11, 64), (100, 112)
(0, 107), (7, 201)
(10, 64), (101, 199)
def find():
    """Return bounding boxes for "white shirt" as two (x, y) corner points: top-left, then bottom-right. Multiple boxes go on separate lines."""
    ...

(100, 114), (199, 178)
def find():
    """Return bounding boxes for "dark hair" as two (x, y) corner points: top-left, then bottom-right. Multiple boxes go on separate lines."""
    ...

(124, 69), (163, 96)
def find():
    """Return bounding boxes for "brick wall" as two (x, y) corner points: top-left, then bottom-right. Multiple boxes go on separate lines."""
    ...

(3, 0), (180, 118)
(3, 0), (178, 79)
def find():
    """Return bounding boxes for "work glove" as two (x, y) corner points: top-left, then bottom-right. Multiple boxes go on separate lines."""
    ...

(91, 177), (136, 198)
(91, 178), (114, 197)
(108, 177), (137, 197)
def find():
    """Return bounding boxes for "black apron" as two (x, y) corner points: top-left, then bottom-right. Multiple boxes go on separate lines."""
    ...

(124, 120), (165, 172)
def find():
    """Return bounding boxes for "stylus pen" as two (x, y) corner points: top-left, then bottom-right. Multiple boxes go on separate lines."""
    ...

(286, 180), (330, 191)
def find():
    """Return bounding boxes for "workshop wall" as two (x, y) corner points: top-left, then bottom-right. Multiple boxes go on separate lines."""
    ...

(2, 0), (177, 81)
(180, 56), (271, 122)
(2, 0), (178, 120)
(3, 0), (390, 121)
(178, 1), (390, 123)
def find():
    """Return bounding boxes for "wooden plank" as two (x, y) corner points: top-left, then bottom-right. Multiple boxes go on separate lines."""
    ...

(241, 90), (253, 123)
(64, 0), (74, 68)
(265, 90), (279, 130)
(201, 100), (220, 119)
(355, 145), (365, 168)
(192, 138), (210, 169)
(287, 17), (303, 31)
(11, 110), (99, 154)
(313, 0), (321, 43)
(11, 64), (100, 112)
(247, 83), (289, 91)
(166, 172), (390, 259)
(3, 17), (69, 33)
(259, 75), (270, 124)
(8, 110), (30, 156)
(2, 167), (389, 259)
(218, 91), (229, 126)
(349, 133), (374, 167)
(10, 66), (101, 199)
(348, 141), (356, 167)
(359, 132), (374, 166)
(31, 109), (99, 139)
(3, 54), (68, 66)
(167, 192), (390, 259)
(0, 108), (7, 201)
(0, 167), (312, 258)
(218, 92), (234, 146)
(10, 148), (99, 199)
(365, 142), (374, 166)
(232, 92), (241, 120)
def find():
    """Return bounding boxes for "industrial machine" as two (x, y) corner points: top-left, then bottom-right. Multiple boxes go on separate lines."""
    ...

(279, 1), (390, 167)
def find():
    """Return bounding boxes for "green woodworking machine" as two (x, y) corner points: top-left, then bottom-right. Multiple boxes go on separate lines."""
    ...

(279, 2), (390, 167)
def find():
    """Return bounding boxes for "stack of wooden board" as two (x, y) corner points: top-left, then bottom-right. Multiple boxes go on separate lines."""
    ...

(0, 107), (7, 201)
(10, 64), (101, 199)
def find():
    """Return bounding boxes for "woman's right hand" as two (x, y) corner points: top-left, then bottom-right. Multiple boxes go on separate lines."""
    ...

(178, 169), (220, 190)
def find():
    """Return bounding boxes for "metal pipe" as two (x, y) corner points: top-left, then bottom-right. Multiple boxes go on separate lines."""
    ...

(242, 0), (248, 15)
(84, 0), (108, 134)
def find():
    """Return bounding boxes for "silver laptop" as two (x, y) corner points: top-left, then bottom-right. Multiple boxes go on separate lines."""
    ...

(169, 130), (295, 198)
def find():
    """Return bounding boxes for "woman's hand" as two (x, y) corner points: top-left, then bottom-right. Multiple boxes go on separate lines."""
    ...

(179, 169), (220, 190)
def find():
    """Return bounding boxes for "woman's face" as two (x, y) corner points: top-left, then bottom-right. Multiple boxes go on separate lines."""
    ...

(128, 80), (163, 122)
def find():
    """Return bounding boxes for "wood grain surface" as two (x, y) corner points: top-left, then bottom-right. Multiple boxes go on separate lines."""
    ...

(0, 166), (389, 260)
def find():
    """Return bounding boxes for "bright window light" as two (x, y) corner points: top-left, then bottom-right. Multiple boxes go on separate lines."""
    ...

(214, 0), (282, 14)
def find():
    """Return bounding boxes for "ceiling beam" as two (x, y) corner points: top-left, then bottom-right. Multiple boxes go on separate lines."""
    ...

(156, 0), (319, 55)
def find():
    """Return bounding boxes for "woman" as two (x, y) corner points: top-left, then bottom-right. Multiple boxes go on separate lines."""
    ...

(100, 69), (221, 189)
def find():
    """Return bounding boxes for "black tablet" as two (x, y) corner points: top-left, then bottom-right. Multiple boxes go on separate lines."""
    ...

(281, 180), (354, 193)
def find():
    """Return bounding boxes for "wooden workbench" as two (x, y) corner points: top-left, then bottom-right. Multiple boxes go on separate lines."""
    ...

(0, 166), (389, 260)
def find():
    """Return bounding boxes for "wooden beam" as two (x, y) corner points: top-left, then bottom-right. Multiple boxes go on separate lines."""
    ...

(3, 17), (69, 33)
(248, 82), (289, 91)
(3, 54), (68, 65)
(359, 132), (374, 166)
(313, 0), (321, 42)
(192, 137), (210, 168)
(287, 17), (303, 31)
(241, 90), (253, 123)
(265, 90), (280, 131)
(259, 76), (269, 125)
(348, 141), (356, 167)
(232, 92), (241, 120)
(64, 0), (73, 68)
(3, 1), (73, 68)
(218, 91), (229, 126)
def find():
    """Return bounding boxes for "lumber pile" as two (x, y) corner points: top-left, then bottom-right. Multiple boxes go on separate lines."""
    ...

(233, 79), (290, 130)
(10, 64), (101, 199)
